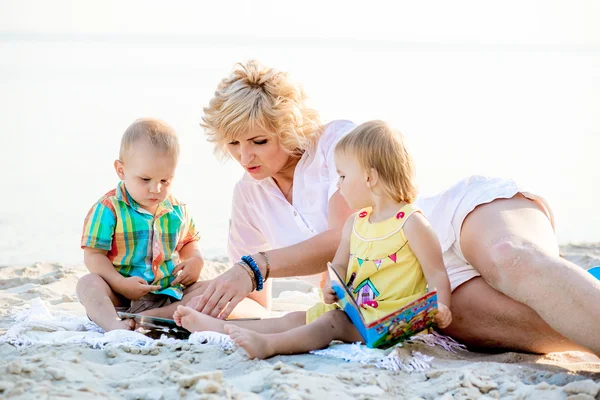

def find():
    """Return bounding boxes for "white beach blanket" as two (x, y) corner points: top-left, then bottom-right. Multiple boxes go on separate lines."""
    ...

(1, 297), (464, 372)
(0, 298), (226, 349)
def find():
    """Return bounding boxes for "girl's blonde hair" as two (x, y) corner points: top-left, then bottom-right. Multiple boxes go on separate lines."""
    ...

(201, 60), (322, 158)
(335, 120), (418, 204)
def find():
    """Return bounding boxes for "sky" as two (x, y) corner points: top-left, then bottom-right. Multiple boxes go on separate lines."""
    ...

(0, 1), (599, 264)
(1, 1), (599, 45)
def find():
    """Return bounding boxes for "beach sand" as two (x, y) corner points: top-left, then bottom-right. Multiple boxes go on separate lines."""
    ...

(0, 245), (598, 399)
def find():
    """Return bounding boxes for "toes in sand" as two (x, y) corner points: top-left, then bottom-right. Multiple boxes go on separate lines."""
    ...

(224, 324), (272, 360)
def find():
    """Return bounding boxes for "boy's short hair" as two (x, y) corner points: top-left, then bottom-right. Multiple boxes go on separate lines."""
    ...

(120, 118), (180, 160)
(335, 120), (418, 204)
(201, 60), (322, 158)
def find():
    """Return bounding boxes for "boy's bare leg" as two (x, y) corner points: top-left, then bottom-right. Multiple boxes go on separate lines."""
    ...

(174, 305), (306, 334)
(140, 281), (268, 320)
(76, 274), (135, 331)
(225, 309), (363, 359)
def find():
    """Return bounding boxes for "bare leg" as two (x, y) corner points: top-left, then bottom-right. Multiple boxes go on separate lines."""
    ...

(452, 194), (600, 354)
(141, 281), (269, 320)
(224, 309), (363, 359)
(76, 274), (135, 331)
(441, 277), (588, 353)
(174, 305), (306, 334)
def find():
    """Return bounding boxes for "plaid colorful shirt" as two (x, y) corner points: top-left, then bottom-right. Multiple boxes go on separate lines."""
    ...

(81, 182), (200, 300)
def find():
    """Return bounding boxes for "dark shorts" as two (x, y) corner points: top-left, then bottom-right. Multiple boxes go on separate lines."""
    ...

(115, 293), (176, 314)
(85, 293), (178, 323)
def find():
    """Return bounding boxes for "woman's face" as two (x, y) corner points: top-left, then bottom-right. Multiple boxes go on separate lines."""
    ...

(226, 127), (293, 179)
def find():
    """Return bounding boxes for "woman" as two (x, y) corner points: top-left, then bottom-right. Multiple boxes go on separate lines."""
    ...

(189, 60), (600, 354)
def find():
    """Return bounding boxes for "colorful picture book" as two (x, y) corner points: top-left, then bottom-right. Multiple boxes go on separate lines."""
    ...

(328, 262), (438, 349)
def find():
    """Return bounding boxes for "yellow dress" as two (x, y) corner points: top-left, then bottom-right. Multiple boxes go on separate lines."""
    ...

(306, 204), (428, 324)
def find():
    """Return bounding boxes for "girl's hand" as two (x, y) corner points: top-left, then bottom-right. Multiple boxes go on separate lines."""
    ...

(435, 303), (453, 329)
(186, 265), (253, 319)
(323, 283), (338, 304)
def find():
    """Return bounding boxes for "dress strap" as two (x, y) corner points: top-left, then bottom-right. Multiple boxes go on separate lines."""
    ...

(352, 204), (421, 242)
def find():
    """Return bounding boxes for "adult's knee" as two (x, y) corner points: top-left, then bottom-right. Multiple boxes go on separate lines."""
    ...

(488, 240), (544, 292)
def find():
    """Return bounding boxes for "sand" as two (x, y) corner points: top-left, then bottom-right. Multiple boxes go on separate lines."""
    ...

(0, 245), (598, 399)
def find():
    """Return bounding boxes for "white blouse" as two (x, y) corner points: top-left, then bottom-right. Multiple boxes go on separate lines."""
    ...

(227, 120), (356, 287)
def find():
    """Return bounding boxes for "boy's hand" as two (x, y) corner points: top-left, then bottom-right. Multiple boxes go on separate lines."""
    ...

(115, 276), (161, 300)
(172, 256), (203, 287)
(435, 303), (453, 329)
(323, 283), (338, 304)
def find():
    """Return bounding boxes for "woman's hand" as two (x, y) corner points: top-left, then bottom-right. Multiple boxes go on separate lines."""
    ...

(435, 302), (453, 329)
(185, 265), (253, 319)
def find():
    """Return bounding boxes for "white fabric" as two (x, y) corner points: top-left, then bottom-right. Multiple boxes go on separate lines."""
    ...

(311, 331), (465, 372)
(228, 120), (356, 287)
(2, 297), (461, 373)
(415, 175), (555, 291)
(310, 343), (434, 372)
(1, 298), (250, 351)
(1, 298), (156, 348)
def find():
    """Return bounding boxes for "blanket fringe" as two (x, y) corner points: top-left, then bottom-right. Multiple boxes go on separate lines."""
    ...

(188, 332), (236, 351)
(310, 343), (434, 373)
(409, 331), (467, 353)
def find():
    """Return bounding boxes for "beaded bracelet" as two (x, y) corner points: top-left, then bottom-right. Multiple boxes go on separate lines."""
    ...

(241, 255), (264, 291)
(241, 255), (263, 291)
(239, 258), (259, 292)
(258, 251), (270, 281)
(235, 262), (256, 292)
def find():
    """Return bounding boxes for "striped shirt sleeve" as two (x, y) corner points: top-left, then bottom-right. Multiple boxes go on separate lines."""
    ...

(81, 202), (116, 251)
(175, 205), (201, 251)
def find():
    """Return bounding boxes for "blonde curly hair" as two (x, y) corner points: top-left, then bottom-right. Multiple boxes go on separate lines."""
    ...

(201, 60), (323, 158)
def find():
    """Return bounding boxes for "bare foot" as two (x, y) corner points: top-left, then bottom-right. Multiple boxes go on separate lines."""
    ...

(225, 324), (273, 359)
(104, 317), (135, 332)
(173, 305), (226, 333)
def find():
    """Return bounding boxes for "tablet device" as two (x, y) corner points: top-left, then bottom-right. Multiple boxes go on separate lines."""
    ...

(117, 312), (191, 340)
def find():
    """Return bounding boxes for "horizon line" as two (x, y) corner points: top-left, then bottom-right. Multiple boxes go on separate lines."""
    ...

(1, 31), (599, 52)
